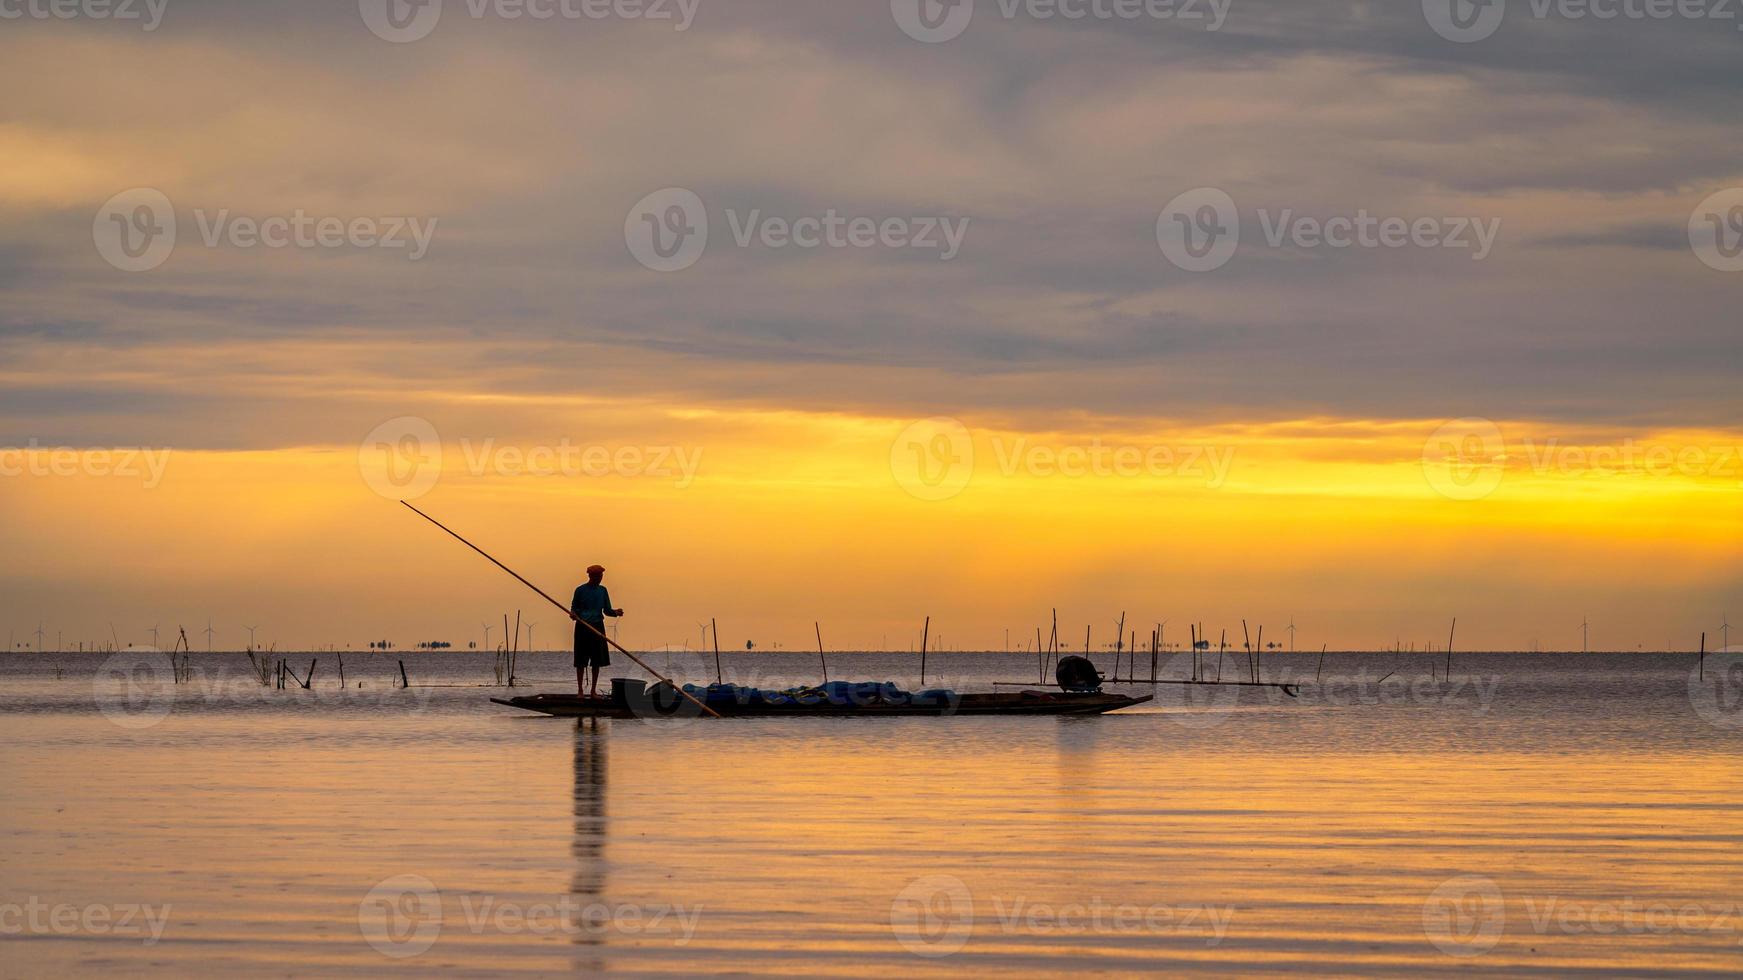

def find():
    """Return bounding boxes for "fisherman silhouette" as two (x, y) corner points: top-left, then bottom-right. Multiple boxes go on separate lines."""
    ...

(570, 565), (623, 698)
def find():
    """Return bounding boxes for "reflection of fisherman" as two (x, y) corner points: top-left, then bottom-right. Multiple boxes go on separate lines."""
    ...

(570, 565), (624, 698)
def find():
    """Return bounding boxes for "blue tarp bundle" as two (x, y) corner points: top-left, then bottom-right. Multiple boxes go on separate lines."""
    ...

(680, 681), (954, 708)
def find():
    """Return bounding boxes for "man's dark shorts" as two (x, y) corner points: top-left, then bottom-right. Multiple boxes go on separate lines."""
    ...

(574, 621), (611, 669)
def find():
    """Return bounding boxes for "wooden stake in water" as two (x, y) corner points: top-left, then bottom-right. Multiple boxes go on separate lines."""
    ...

(1700, 631), (1707, 681)
(712, 617), (722, 686)
(1446, 617), (1457, 680)
(1255, 625), (1264, 684)
(815, 621), (828, 685)
(920, 616), (930, 686)
(1241, 620), (1251, 683)
(1317, 644), (1327, 683)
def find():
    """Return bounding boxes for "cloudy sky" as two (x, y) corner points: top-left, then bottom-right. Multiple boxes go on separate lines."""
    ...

(2, 0), (1739, 653)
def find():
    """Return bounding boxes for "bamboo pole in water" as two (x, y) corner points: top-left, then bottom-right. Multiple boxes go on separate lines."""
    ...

(1446, 618), (1456, 680)
(1255, 626), (1264, 684)
(1190, 624), (1199, 682)
(1241, 621), (1252, 684)
(712, 617), (721, 686)
(920, 616), (930, 686)
(815, 622), (828, 685)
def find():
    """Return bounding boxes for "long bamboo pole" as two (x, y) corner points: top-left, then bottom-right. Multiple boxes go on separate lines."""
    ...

(400, 501), (720, 718)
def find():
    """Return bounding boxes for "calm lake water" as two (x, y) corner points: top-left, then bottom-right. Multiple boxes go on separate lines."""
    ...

(4, 650), (1743, 976)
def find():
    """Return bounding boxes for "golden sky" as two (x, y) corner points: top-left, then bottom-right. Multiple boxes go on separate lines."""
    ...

(1, 8), (1740, 651)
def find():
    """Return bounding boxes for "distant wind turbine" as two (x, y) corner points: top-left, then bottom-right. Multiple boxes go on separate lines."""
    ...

(524, 622), (537, 652)
(148, 624), (160, 649)
(204, 619), (216, 652)
(1288, 618), (1298, 653)
(482, 622), (494, 651)
(1721, 614), (1732, 651)
(1581, 616), (1589, 654)
(34, 622), (46, 653)
(697, 622), (710, 650)
(244, 625), (260, 651)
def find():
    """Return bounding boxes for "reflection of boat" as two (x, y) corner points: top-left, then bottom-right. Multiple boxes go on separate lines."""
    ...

(493, 686), (1151, 718)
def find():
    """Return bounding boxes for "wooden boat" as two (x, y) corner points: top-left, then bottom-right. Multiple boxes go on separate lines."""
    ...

(492, 689), (1152, 718)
